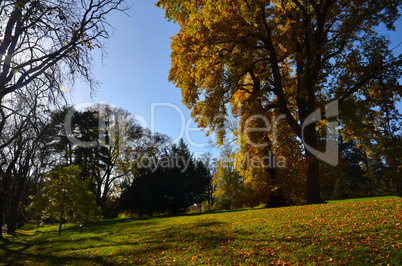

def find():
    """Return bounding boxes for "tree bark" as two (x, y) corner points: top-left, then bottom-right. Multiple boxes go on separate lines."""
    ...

(0, 202), (3, 240)
(0, 172), (10, 239)
(265, 167), (287, 208)
(305, 156), (324, 204)
(304, 124), (325, 204)
(6, 178), (24, 234)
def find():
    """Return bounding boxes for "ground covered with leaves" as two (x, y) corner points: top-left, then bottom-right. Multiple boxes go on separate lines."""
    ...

(1, 196), (401, 265)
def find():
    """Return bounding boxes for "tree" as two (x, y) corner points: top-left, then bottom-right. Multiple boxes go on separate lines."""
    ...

(50, 104), (144, 214)
(190, 160), (213, 211)
(120, 169), (168, 217)
(46, 107), (75, 166)
(337, 137), (367, 198)
(213, 146), (244, 210)
(0, 0), (126, 135)
(158, 0), (402, 204)
(160, 139), (210, 214)
(0, 0), (126, 238)
(0, 81), (60, 237)
(198, 152), (216, 211)
(120, 140), (212, 216)
(29, 165), (101, 224)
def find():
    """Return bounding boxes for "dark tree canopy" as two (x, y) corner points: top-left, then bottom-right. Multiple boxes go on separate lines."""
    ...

(120, 140), (212, 216)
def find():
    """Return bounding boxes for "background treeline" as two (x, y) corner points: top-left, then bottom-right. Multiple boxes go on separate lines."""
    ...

(120, 139), (212, 216)
(1, 102), (215, 234)
(1, 98), (400, 237)
(212, 131), (402, 211)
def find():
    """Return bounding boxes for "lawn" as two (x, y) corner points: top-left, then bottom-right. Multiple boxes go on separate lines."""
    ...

(1, 197), (401, 265)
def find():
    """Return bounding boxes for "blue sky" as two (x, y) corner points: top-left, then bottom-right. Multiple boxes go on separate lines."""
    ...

(69, 1), (402, 156)
(71, 1), (218, 156)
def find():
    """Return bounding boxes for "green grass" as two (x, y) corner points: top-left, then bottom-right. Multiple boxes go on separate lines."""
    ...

(327, 195), (398, 203)
(1, 197), (401, 265)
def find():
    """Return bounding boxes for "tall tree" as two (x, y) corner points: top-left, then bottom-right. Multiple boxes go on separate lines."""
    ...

(198, 152), (217, 210)
(0, 82), (59, 237)
(158, 0), (402, 204)
(120, 140), (211, 216)
(0, 0), (126, 238)
(0, 0), (127, 136)
(56, 105), (144, 214)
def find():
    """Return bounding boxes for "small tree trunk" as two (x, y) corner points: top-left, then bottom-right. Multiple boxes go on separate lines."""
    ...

(362, 147), (373, 197)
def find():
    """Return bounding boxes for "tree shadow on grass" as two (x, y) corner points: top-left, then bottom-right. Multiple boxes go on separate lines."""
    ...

(116, 219), (245, 264)
(2, 219), (232, 265)
(0, 234), (112, 265)
(1, 213), (258, 265)
(2, 215), (244, 265)
(0, 217), (162, 265)
(183, 207), (258, 218)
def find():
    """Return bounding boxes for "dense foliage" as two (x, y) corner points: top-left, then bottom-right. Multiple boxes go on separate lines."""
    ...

(120, 139), (212, 216)
(157, 0), (402, 205)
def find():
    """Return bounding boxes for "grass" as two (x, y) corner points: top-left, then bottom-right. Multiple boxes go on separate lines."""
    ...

(326, 195), (398, 203)
(1, 197), (401, 265)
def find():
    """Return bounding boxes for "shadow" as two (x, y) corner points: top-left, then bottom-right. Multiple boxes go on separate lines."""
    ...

(3, 200), (401, 265)
(0, 217), (162, 265)
(180, 207), (259, 218)
(113, 219), (237, 264)
(0, 212), (248, 265)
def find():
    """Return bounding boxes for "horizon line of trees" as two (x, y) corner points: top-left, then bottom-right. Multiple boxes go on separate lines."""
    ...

(2, 98), (400, 237)
(1, 100), (216, 234)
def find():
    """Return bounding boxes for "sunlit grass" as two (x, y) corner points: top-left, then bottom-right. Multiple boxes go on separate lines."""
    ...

(1, 197), (401, 265)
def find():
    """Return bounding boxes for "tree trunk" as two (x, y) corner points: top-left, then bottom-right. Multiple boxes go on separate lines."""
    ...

(305, 156), (324, 204)
(265, 167), (287, 208)
(396, 180), (402, 197)
(0, 173), (10, 239)
(17, 212), (26, 229)
(367, 176), (373, 197)
(0, 205), (3, 240)
(7, 176), (25, 234)
(6, 211), (17, 234)
(304, 124), (325, 204)
(362, 147), (373, 196)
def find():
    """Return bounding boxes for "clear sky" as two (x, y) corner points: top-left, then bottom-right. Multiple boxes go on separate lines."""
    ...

(70, 1), (219, 156)
(68, 1), (402, 156)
